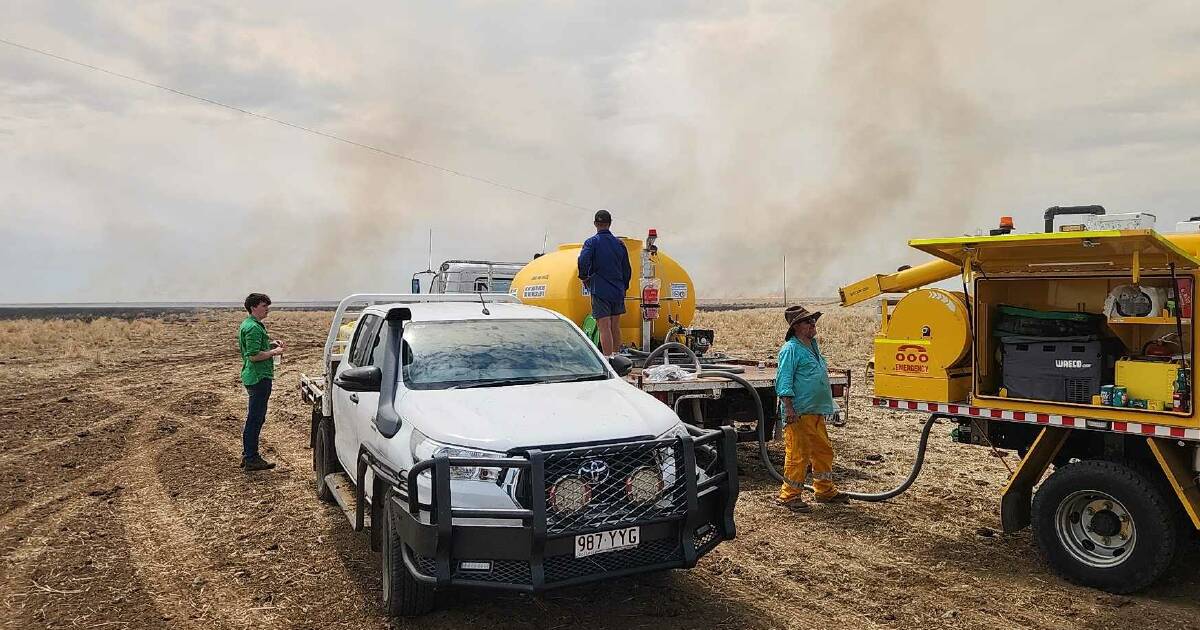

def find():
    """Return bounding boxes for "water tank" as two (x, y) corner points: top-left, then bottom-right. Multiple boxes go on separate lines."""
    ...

(511, 238), (696, 347)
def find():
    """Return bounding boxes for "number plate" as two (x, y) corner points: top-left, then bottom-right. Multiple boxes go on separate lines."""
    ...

(574, 526), (640, 558)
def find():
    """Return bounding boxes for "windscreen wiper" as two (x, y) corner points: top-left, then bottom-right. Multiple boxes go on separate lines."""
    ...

(539, 374), (609, 384)
(450, 377), (543, 389)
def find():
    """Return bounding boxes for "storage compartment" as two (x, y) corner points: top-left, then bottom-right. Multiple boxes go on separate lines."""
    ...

(976, 273), (1193, 414)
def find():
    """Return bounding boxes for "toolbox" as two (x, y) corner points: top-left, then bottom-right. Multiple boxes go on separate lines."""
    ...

(1115, 359), (1180, 406)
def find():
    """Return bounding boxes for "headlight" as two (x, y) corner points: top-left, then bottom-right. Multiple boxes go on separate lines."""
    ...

(654, 422), (689, 489)
(410, 428), (504, 482)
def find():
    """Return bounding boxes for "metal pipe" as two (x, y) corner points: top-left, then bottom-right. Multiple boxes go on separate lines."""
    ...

(673, 393), (714, 416)
(642, 341), (702, 373)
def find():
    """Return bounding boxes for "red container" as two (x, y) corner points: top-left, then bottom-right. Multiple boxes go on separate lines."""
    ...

(1179, 277), (1193, 318)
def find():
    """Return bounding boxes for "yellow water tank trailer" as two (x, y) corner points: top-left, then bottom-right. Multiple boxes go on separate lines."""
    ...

(511, 237), (697, 349)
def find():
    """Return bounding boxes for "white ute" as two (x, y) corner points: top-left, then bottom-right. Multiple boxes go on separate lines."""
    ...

(299, 294), (739, 617)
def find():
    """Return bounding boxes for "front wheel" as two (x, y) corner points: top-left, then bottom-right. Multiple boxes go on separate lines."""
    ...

(381, 496), (435, 617)
(1032, 459), (1179, 593)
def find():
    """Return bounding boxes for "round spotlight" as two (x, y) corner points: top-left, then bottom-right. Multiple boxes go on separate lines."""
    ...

(625, 466), (665, 503)
(549, 475), (591, 513)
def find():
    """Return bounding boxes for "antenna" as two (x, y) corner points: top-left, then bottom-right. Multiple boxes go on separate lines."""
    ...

(477, 291), (491, 316)
(541, 231), (549, 256)
(410, 228), (436, 293)
(782, 253), (788, 306)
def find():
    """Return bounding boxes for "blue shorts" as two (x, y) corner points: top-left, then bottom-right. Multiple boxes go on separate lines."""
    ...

(591, 295), (626, 318)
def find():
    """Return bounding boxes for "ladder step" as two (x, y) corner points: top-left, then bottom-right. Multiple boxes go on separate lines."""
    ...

(325, 472), (371, 529)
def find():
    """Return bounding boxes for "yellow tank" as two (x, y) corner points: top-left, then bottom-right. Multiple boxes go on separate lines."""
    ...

(511, 238), (696, 348)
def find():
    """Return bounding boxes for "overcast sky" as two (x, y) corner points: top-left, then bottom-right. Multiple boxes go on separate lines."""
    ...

(3, 1), (1200, 301)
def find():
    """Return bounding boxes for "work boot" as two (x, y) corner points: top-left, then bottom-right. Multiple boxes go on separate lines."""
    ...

(814, 492), (850, 504)
(775, 497), (812, 513)
(241, 455), (276, 471)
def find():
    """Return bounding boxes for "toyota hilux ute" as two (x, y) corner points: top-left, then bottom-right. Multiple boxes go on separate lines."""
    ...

(299, 294), (739, 617)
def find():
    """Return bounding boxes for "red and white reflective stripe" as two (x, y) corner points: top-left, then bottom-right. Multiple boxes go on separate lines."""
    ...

(873, 397), (1200, 442)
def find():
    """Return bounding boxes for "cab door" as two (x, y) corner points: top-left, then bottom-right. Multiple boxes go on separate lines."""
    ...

(332, 314), (382, 470)
(354, 322), (392, 458)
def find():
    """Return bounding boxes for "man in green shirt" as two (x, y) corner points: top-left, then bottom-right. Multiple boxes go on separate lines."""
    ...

(239, 293), (284, 471)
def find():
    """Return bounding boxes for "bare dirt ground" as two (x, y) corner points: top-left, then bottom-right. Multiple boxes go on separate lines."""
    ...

(3, 309), (1200, 629)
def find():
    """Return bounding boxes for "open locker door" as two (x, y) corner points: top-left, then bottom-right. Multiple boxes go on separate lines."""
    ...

(907, 229), (1200, 278)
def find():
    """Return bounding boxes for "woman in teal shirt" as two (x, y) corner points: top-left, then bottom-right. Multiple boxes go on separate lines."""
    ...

(775, 305), (848, 510)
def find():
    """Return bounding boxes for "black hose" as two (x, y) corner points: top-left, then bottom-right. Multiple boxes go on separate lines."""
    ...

(704, 367), (938, 501)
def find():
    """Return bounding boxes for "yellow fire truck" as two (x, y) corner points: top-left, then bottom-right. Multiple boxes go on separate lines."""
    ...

(842, 206), (1200, 592)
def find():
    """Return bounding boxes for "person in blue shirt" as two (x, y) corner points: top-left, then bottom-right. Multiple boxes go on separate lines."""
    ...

(577, 209), (632, 355)
(775, 305), (849, 511)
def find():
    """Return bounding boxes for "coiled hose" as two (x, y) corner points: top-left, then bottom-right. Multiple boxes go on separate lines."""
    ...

(646, 342), (938, 502)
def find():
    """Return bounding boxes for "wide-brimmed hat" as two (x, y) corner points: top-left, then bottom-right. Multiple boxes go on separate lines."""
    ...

(784, 305), (822, 339)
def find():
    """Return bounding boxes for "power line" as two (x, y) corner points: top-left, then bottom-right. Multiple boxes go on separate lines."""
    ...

(0, 36), (594, 212)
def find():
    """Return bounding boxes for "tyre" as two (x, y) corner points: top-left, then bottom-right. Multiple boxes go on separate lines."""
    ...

(1032, 459), (1180, 593)
(381, 496), (435, 617)
(313, 419), (338, 504)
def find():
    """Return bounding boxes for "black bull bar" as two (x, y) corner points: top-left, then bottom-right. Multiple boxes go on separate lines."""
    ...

(393, 426), (739, 591)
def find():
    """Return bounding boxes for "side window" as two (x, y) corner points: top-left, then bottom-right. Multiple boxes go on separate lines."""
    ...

(349, 315), (382, 366)
(368, 326), (388, 367)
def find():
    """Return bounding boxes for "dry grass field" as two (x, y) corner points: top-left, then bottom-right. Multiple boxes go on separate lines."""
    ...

(695, 304), (878, 367)
(2, 306), (1199, 629)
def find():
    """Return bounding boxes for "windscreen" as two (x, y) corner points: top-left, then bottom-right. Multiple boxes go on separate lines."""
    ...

(402, 319), (608, 389)
(490, 278), (513, 294)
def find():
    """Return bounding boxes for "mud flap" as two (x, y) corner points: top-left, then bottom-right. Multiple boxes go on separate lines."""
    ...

(1000, 426), (1070, 533)
(1147, 437), (1200, 531)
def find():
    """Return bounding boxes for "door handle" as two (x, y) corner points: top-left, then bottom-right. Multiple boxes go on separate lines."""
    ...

(349, 393), (359, 404)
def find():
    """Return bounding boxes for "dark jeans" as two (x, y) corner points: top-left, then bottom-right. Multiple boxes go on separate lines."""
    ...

(243, 378), (273, 459)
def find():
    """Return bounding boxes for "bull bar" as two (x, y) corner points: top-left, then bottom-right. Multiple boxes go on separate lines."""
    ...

(392, 425), (739, 592)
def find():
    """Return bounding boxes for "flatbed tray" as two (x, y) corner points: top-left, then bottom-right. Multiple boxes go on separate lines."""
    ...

(626, 364), (850, 392)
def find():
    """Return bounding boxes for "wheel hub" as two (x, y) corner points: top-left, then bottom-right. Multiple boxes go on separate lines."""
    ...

(1056, 491), (1136, 568)
(1088, 509), (1121, 538)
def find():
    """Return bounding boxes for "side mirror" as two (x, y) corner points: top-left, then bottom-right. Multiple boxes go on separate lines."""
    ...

(411, 278), (421, 294)
(335, 365), (382, 392)
(608, 354), (633, 377)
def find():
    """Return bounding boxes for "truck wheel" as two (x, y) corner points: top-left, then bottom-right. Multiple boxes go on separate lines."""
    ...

(381, 498), (435, 617)
(313, 419), (338, 504)
(1032, 459), (1179, 593)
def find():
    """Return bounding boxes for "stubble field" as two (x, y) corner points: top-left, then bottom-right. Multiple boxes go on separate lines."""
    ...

(2, 306), (1199, 629)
